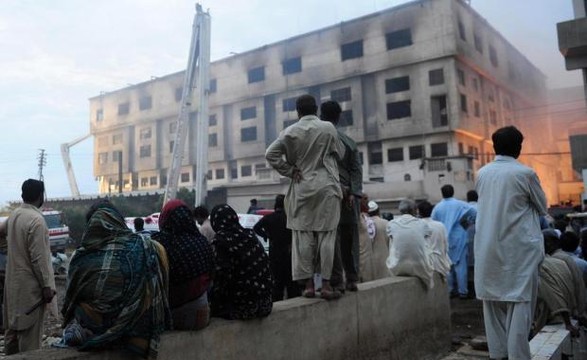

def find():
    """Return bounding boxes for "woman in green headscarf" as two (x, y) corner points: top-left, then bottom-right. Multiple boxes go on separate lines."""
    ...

(61, 200), (171, 359)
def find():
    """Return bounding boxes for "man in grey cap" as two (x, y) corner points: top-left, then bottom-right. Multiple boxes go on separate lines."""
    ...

(4, 179), (56, 354)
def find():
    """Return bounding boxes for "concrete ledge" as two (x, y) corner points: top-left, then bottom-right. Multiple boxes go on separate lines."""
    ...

(11, 275), (450, 360)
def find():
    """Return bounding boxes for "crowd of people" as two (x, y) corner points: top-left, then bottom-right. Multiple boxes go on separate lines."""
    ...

(1, 95), (585, 360)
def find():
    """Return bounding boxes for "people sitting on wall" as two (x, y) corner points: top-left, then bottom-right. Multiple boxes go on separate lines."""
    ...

(253, 194), (301, 301)
(367, 201), (390, 280)
(533, 229), (584, 337)
(152, 200), (215, 330)
(209, 204), (272, 319)
(560, 231), (587, 286)
(386, 199), (434, 289)
(61, 200), (171, 359)
(193, 205), (215, 243)
(417, 201), (451, 282)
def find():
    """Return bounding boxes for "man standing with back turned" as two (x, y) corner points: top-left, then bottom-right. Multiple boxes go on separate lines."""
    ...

(4, 179), (56, 354)
(475, 126), (547, 360)
(266, 95), (344, 300)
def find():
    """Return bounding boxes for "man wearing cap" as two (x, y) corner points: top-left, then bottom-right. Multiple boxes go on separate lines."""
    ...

(3, 179), (56, 354)
(367, 200), (390, 280)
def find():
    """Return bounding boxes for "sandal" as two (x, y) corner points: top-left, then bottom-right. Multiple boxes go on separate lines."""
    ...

(320, 289), (342, 301)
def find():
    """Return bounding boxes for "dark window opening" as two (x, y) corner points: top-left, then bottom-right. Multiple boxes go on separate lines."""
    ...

(457, 69), (466, 86)
(431, 142), (448, 157)
(180, 173), (190, 183)
(386, 28), (413, 50)
(341, 40), (363, 61)
(474, 101), (480, 117)
(429, 69), (444, 86)
(386, 76), (410, 93)
(474, 32), (483, 53)
(209, 78), (217, 93)
(209, 114), (217, 126)
(282, 97), (297, 112)
(331, 87), (352, 102)
(387, 148), (404, 162)
(409, 145), (424, 160)
(241, 126), (257, 142)
(139, 96), (152, 111)
(209, 133), (218, 147)
(387, 100), (412, 120)
(139, 145), (151, 158)
(241, 165), (252, 177)
(489, 45), (499, 67)
(368, 142), (383, 165)
(118, 102), (130, 115)
(241, 106), (257, 120)
(339, 110), (353, 127)
(460, 94), (468, 113)
(216, 169), (225, 179)
(458, 20), (466, 41)
(175, 87), (183, 102)
(282, 57), (302, 75)
(248, 66), (265, 83)
(431, 95), (448, 127)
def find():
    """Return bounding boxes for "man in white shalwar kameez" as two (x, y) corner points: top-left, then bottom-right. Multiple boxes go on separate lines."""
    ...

(417, 201), (451, 280)
(266, 95), (344, 300)
(475, 126), (547, 360)
(386, 199), (434, 289)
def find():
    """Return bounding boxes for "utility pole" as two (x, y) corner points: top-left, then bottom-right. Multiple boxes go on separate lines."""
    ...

(37, 149), (47, 182)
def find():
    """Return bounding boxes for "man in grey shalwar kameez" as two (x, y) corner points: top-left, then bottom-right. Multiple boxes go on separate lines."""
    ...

(266, 95), (344, 300)
(475, 126), (547, 360)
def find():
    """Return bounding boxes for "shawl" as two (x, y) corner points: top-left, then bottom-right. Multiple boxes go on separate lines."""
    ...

(62, 207), (171, 359)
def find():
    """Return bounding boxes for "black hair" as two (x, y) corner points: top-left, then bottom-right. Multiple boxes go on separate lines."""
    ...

(250, 199), (257, 205)
(492, 126), (524, 158)
(441, 185), (454, 199)
(296, 95), (318, 117)
(560, 231), (580, 253)
(320, 100), (342, 124)
(466, 190), (478, 202)
(134, 217), (145, 231)
(21, 179), (44, 203)
(542, 229), (560, 255)
(193, 205), (210, 219)
(274, 194), (285, 210)
(554, 219), (568, 233)
(417, 201), (434, 218)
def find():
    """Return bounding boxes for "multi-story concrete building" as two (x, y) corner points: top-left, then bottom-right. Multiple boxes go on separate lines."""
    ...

(90, 0), (558, 212)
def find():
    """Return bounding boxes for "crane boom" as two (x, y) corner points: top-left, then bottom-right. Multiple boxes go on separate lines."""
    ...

(61, 134), (91, 197)
(164, 3), (211, 205)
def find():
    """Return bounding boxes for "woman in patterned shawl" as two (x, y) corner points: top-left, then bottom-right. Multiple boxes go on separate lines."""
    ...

(209, 204), (273, 319)
(151, 199), (214, 330)
(61, 200), (171, 359)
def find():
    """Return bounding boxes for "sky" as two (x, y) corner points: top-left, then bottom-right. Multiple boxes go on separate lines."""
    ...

(0, 0), (582, 206)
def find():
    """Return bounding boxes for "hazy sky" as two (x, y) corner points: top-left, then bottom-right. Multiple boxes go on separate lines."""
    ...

(0, 0), (581, 206)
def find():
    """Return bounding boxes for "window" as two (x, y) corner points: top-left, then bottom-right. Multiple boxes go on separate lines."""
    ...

(358, 152), (364, 165)
(386, 28), (412, 50)
(489, 110), (497, 125)
(460, 94), (468, 113)
(96, 109), (104, 122)
(248, 66), (265, 83)
(341, 40), (363, 61)
(241, 127), (257, 142)
(431, 95), (448, 127)
(368, 142), (383, 165)
(457, 69), (465, 86)
(431, 143), (448, 157)
(209, 114), (217, 126)
(141, 177), (148, 187)
(331, 87), (351, 102)
(209, 133), (218, 147)
(429, 69), (444, 86)
(282, 57), (302, 75)
(118, 102), (130, 115)
(458, 142), (464, 155)
(180, 173), (190, 183)
(282, 97), (296, 112)
(112, 150), (122, 162)
(150, 176), (157, 186)
(284, 119), (297, 128)
(230, 167), (238, 179)
(112, 133), (123, 145)
(387, 148), (404, 162)
(487, 87), (495, 102)
(139, 96), (152, 110)
(404, 174), (412, 182)
(409, 145), (424, 160)
(161, 175), (167, 186)
(474, 32), (483, 53)
(458, 19), (466, 41)
(473, 78), (479, 92)
(169, 141), (174, 153)
(241, 165), (252, 177)
(98, 152), (108, 165)
(97, 136), (108, 147)
(474, 101), (480, 117)
(339, 110), (353, 127)
(207, 170), (213, 180)
(387, 100), (411, 120)
(140, 145), (151, 158)
(175, 87), (183, 102)
(240, 106), (257, 120)
(209, 78), (217, 93)
(215, 169), (225, 179)
(140, 127), (152, 140)
(386, 76), (410, 93)
(489, 45), (499, 67)
(169, 122), (177, 134)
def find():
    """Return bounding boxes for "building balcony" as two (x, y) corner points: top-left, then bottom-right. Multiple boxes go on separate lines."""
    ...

(557, 17), (587, 70)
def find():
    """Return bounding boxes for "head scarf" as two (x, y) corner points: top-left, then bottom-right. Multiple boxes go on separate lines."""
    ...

(153, 199), (214, 284)
(210, 204), (242, 234)
(81, 206), (132, 251)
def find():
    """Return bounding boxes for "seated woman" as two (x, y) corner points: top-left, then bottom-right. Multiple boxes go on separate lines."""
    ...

(61, 200), (171, 359)
(209, 204), (272, 319)
(151, 199), (215, 330)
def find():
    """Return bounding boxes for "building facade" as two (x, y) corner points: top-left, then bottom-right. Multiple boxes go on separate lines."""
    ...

(90, 0), (558, 212)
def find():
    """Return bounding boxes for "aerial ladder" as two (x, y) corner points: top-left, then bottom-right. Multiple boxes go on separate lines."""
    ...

(164, 3), (211, 205)
(61, 134), (91, 197)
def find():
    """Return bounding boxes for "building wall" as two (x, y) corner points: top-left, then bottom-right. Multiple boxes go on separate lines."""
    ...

(90, 0), (553, 206)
